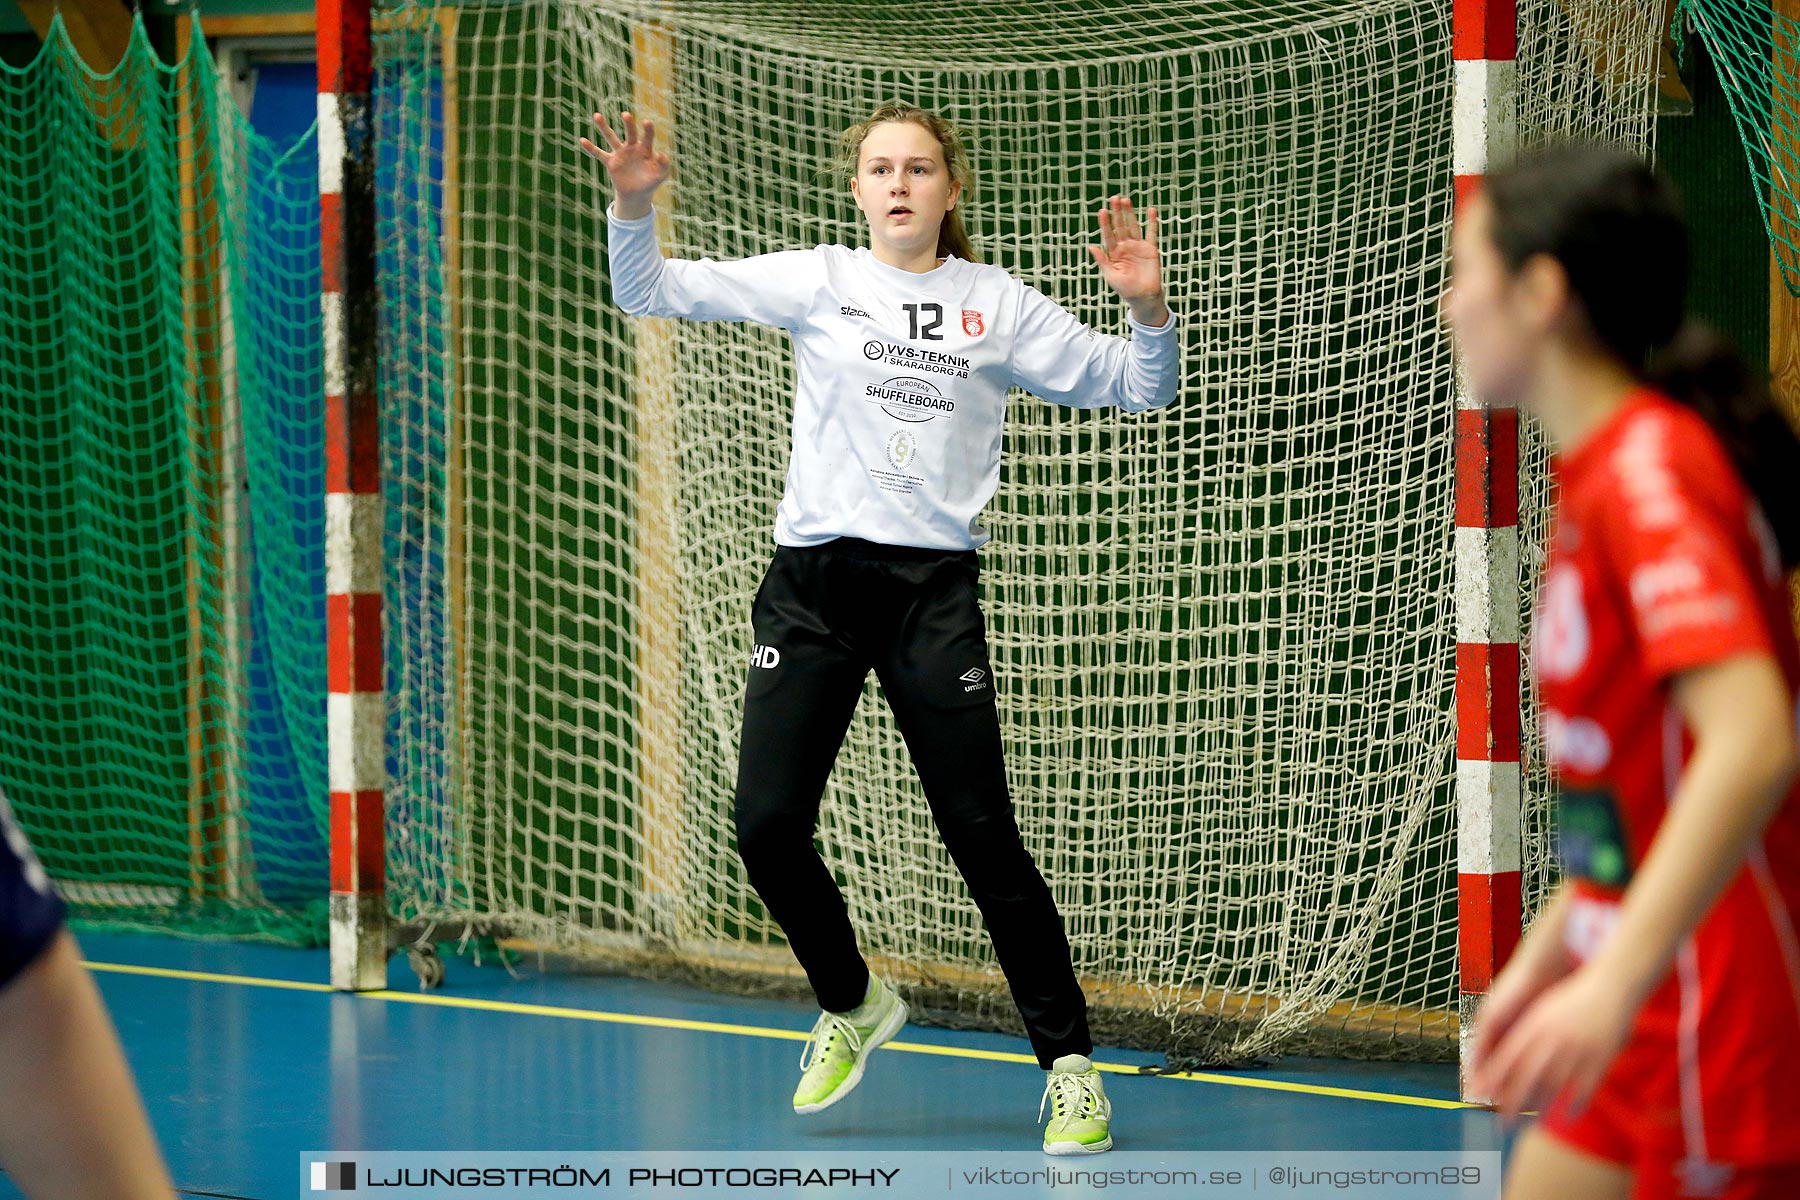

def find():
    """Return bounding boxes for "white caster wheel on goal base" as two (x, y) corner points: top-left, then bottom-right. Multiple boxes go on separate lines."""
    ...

(405, 943), (446, 991)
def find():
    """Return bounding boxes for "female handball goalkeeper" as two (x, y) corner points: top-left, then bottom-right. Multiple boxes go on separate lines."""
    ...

(582, 103), (1179, 1154)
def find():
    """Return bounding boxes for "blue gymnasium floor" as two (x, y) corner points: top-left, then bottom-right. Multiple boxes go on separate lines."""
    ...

(1, 932), (1508, 1199)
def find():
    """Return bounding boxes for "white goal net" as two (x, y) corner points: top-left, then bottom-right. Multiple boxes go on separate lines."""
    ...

(373, 0), (1665, 1063)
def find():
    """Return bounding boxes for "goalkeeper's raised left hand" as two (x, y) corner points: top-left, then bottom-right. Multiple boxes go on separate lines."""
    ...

(1089, 195), (1168, 326)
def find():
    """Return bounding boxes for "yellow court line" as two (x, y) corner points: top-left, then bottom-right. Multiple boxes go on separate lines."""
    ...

(1141, 1070), (1472, 1110)
(86, 961), (336, 993)
(84, 961), (1477, 1111)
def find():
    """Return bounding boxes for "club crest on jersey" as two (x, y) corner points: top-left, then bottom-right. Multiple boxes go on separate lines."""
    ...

(962, 309), (984, 336)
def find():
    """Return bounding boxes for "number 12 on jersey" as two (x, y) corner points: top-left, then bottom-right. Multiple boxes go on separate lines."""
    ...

(904, 303), (944, 341)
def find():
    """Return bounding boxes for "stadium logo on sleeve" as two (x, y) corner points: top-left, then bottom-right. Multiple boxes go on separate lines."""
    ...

(1614, 417), (1683, 530)
(865, 376), (956, 423)
(961, 309), (984, 336)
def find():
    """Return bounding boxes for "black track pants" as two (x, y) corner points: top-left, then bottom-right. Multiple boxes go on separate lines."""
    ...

(731, 537), (1092, 1070)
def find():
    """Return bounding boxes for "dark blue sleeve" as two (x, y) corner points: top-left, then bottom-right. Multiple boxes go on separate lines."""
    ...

(1, 786), (64, 989)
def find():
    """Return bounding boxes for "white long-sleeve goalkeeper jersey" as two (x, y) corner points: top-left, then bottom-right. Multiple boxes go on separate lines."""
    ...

(607, 204), (1181, 551)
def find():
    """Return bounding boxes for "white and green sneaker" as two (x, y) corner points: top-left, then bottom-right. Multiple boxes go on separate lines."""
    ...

(1039, 1053), (1113, 1154)
(792, 976), (908, 1114)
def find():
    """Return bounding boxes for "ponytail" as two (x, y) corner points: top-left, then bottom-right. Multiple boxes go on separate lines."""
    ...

(1648, 320), (1800, 570)
(939, 207), (978, 264)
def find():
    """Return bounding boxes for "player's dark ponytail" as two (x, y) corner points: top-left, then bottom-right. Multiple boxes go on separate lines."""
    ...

(1645, 320), (1800, 569)
(1485, 144), (1800, 569)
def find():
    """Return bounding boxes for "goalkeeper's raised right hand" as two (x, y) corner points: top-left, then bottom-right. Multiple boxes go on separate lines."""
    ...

(580, 111), (671, 219)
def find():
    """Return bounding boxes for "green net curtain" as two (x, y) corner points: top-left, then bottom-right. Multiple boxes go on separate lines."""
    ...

(1678, 0), (1800, 296)
(0, 17), (329, 943)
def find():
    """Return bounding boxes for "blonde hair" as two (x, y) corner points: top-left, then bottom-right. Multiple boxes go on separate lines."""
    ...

(837, 103), (979, 264)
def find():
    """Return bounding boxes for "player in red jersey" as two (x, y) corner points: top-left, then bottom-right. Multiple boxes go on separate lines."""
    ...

(1449, 145), (1800, 1200)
